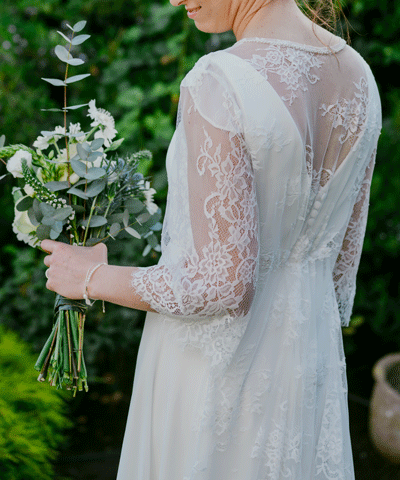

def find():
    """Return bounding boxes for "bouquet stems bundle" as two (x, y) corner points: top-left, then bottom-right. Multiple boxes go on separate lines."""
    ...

(0, 20), (161, 394)
(35, 296), (88, 395)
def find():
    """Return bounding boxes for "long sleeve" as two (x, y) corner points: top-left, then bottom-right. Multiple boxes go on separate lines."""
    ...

(131, 59), (259, 319)
(333, 152), (376, 326)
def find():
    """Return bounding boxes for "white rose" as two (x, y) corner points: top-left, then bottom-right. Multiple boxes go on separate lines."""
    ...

(12, 196), (38, 247)
(7, 150), (33, 178)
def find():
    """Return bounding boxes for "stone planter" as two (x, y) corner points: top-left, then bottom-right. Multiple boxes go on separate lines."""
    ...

(369, 353), (400, 463)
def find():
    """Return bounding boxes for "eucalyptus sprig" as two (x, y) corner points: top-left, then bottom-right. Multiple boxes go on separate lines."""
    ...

(41, 20), (91, 186)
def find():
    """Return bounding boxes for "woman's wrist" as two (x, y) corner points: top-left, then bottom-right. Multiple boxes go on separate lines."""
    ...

(85, 262), (108, 303)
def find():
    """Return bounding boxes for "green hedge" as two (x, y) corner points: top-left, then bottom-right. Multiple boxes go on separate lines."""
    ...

(0, 325), (71, 480)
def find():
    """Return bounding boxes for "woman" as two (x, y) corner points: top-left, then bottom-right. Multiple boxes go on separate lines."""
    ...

(42, 0), (382, 478)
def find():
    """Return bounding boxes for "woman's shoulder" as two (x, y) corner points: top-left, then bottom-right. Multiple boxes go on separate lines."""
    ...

(181, 49), (256, 91)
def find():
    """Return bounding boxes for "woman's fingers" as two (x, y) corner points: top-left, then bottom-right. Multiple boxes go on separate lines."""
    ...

(41, 239), (58, 253)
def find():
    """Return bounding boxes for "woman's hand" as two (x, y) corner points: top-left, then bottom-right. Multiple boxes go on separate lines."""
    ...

(41, 240), (108, 300)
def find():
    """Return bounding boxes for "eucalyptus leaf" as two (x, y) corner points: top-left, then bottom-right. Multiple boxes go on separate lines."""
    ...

(125, 226), (141, 239)
(54, 45), (71, 62)
(40, 108), (65, 112)
(50, 229), (61, 240)
(70, 158), (88, 177)
(125, 198), (144, 214)
(72, 179), (87, 187)
(142, 244), (152, 257)
(83, 238), (100, 246)
(107, 213), (124, 224)
(51, 207), (74, 222)
(44, 181), (70, 192)
(84, 167), (106, 180)
(39, 202), (56, 217)
(137, 212), (151, 224)
(91, 138), (104, 150)
(76, 143), (89, 161)
(65, 74), (91, 84)
(66, 57), (85, 66)
(72, 20), (87, 32)
(146, 233), (158, 248)
(52, 221), (64, 233)
(0, 135), (6, 148)
(122, 209), (129, 227)
(86, 151), (103, 162)
(66, 186), (89, 200)
(150, 222), (163, 232)
(16, 196), (34, 212)
(27, 207), (40, 227)
(33, 199), (43, 223)
(71, 34), (91, 45)
(42, 216), (55, 226)
(85, 179), (106, 197)
(81, 215), (108, 228)
(36, 224), (52, 241)
(42, 78), (66, 87)
(109, 223), (120, 237)
(57, 30), (72, 43)
(63, 103), (89, 110)
(41, 130), (64, 137)
(105, 138), (125, 152)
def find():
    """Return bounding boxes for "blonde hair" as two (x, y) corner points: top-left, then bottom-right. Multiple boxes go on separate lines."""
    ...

(298, 0), (350, 42)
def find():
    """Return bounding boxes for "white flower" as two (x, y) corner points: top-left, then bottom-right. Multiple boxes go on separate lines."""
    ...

(6, 150), (33, 178)
(56, 143), (78, 164)
(53, 125), (66, 141)
(12, 195), (38, 247)
(69, 122), (84, 136)
(24, 184), (35, 197)
(87, 99), (117, 147)
(143, 181), (158, 215)
(33, 135), (50, 151)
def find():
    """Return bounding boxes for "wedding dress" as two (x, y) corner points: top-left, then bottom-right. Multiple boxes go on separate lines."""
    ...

(117, 37), (381, 480)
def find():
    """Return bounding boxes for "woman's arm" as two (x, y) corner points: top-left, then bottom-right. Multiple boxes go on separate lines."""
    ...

(43, 58), (259, 319)
(41, 239), (156, 311)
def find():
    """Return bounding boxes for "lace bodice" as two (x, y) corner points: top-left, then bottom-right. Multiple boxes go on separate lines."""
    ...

(131, 38), (381, 328)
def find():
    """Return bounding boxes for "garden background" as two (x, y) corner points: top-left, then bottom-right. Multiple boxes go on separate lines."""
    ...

(0, 0), (399, 479)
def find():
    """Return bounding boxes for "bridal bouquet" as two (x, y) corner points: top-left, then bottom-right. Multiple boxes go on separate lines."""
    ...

(0, 21), (161, 395)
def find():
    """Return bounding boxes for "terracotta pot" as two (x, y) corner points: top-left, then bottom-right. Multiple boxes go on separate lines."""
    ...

(369, 353), (400, 463)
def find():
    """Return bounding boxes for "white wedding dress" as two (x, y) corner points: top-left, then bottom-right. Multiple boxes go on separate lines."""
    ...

(117, 37), (381, 480)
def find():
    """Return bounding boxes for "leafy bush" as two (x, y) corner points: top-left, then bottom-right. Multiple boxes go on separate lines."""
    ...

(0, 325), (72, 480)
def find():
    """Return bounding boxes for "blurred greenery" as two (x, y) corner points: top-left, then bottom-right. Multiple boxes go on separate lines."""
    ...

(0, 325), (71, 480)
(0, 0), (399, 462)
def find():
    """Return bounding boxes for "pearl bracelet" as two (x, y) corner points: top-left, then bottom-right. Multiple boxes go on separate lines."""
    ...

(83, 262), (107, 307)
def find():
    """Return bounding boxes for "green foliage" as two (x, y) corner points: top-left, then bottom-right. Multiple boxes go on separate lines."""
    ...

(0, 325), (71, 480)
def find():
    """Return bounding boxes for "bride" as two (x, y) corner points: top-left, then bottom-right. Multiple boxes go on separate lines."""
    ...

(42, 0), (382, 478)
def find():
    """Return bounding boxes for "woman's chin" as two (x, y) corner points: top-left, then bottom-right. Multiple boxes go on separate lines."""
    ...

(193, 21), (231, 34)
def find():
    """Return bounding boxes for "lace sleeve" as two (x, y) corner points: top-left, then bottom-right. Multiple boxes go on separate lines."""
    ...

(131, 63), (259, 319)
(333, 152), (376, 326)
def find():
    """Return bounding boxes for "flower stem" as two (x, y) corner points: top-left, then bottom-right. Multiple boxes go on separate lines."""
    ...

(82, 195), (98, 246)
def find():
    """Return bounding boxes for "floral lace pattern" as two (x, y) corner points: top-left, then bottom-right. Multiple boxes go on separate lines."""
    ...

(245, 44), (324, 105)
(320, 77), (369, 145)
